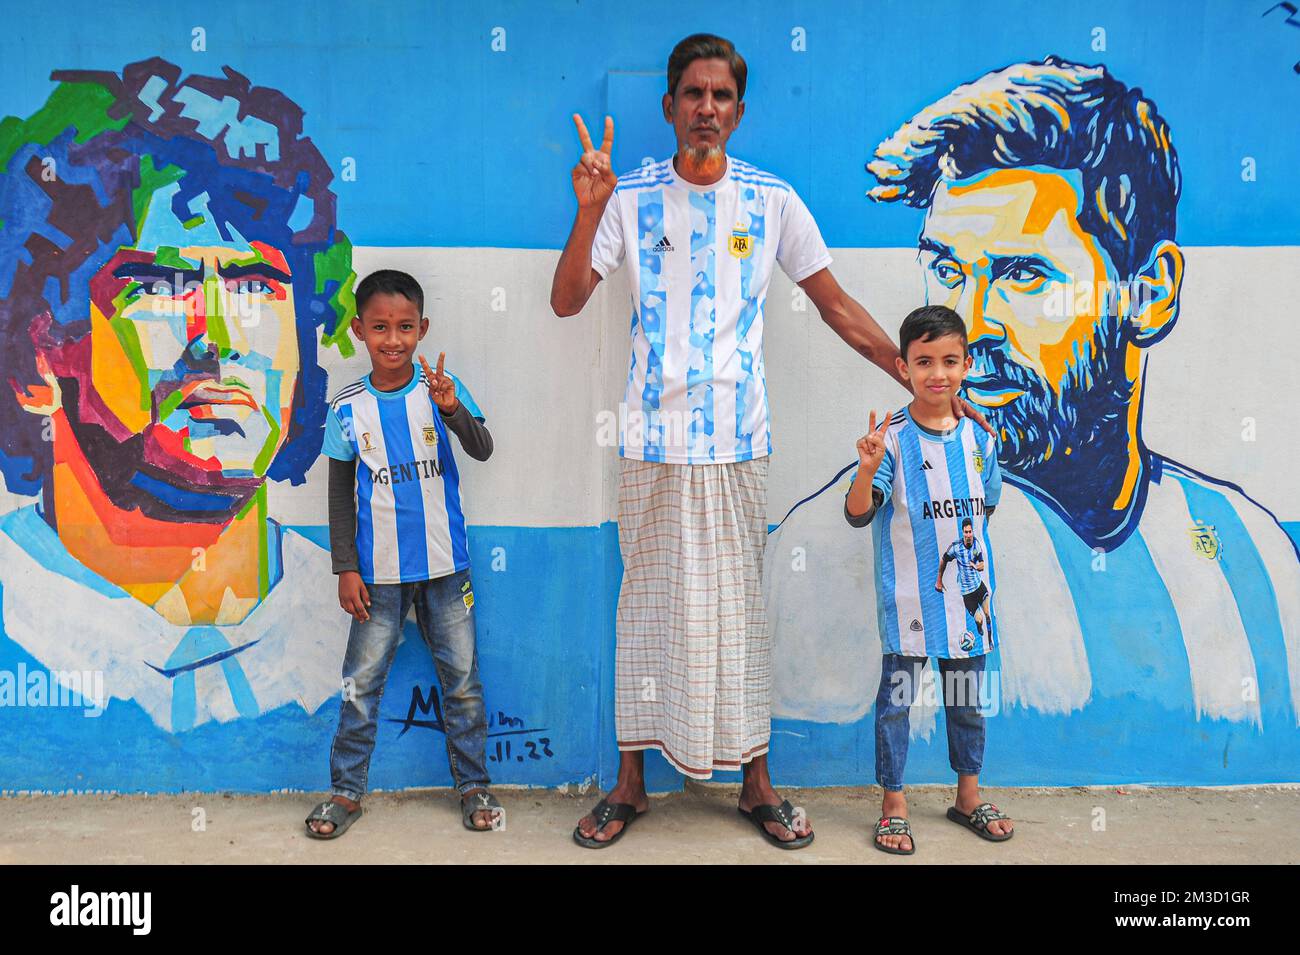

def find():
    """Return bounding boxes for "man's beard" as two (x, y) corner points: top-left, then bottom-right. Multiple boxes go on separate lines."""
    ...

(967, 314), (1134, 480)
(680, 143), (726, 178)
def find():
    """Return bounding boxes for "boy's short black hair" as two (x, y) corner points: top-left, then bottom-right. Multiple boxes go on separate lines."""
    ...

(962, 517), (973, 531)
(355, 269), (424, 319)
(899, 305), (967, 360)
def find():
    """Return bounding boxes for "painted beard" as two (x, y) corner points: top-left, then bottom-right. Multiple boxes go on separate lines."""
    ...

(966, 313), (1134, 479)
(680, 143), (726, 178)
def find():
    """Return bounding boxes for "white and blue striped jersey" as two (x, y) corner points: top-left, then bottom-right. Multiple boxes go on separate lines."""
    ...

(944, 539), (985, 595)
(591, 155), (832, 464)
(849, 409), (1002, 658)
(321, 366), (484, 585)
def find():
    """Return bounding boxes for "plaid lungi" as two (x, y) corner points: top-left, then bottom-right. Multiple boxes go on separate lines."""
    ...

(614, 456), (772, 778)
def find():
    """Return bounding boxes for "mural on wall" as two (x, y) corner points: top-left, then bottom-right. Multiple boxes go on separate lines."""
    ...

(0, 58), (357, 732)
(766, 57), (1300, 737)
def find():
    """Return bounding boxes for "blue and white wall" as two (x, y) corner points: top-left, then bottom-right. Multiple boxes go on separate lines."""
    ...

(1, 0), (1297, 792)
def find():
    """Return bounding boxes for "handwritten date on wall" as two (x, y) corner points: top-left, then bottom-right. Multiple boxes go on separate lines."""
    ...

(386, 684), (554, 764)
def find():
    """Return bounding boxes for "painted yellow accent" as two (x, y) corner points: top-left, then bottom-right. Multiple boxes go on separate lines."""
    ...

(968, 388), (1024, 408)
(1113, 345), (1144, 512)
(91, 304), (150, 432)
(152, 585), (193, 626)
(215, 587), (258, 625)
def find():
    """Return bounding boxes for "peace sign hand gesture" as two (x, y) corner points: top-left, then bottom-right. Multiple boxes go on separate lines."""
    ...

(571, 114), (617, 208)
(856, 410), (892, 474)
(420, 352), (458, 414)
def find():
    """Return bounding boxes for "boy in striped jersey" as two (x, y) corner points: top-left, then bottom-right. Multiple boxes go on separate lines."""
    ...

(845, 305), (1013, 854)
(305, 270), (501, 838)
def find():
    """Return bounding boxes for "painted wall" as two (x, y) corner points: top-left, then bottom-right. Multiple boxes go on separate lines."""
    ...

(1, 0), (1297, 793)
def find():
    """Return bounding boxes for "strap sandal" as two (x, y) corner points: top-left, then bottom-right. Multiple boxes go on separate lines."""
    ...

(738, 798), (814, 850)
(462, 790), (504, 831)
(304, 799), (362, 840)
(946, 802), (1014, 842)
(572, 797), (642, 849)
(873, 815), (915, 855)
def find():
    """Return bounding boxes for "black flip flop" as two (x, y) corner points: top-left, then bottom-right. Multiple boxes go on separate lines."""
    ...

(946, 802), (1014, 842)
(873, 815), (916, 855)
(572, 797), (642, 848)
(304, 799), (362, 840)
(462, 790), (504, 831)
(738, 799), (814, 850)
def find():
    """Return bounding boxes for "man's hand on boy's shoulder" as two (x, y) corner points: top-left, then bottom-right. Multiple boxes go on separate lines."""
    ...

(419, 353), (460, 415)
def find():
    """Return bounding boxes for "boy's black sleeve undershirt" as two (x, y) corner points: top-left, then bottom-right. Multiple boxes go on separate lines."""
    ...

(844, 487), (885, 528)
(329, 457), (360, 575)
(440, 401), (493, 461)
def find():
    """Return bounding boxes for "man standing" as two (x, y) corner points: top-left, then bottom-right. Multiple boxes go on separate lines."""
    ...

(551, 34), (983, 847)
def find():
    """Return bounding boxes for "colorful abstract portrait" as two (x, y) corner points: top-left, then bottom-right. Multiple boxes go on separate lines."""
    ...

(0, 58), (356, 732)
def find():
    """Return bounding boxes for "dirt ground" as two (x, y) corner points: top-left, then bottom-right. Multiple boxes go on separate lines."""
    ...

(2, 783), (1296, 864)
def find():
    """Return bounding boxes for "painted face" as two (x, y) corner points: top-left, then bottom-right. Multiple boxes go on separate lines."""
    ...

(919, 166), (1131, 474)
(665, 58), (744, 165)
(77, 181), (300, 494)
(962, 524), (974, 545)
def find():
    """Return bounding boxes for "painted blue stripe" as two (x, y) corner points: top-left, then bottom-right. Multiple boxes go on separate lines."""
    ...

(897, 425), (946, 655)
(127, 471), (240, 512)
(376, 397), (428, 581)
(1174, 476), (1293, 729)
(437, 408), (470, 569)
(636, 189), (667, 462)
(1025, 493), (1195, 710)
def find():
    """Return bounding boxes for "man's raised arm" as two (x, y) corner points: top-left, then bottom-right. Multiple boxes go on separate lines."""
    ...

(550, 114), (618, 317)
(797, 267), (996, 436)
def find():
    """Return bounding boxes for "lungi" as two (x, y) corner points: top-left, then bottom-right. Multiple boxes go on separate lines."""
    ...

(614, 456), (772, 778)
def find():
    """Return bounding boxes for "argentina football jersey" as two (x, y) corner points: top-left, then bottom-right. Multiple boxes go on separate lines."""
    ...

(855, 410), (1003, 659)
(590, 156), (832, 465)
(322, 367), (484, 584)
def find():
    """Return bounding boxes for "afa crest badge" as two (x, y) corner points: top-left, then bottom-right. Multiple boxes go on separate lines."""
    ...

(422, 425), (438, 447)
(729, 223), (753, 259)
(1189, 520), (1221, 560)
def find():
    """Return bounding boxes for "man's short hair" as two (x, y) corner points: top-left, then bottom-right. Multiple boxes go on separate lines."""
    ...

(899, 305), (967, 360)
(667, 34), (747, 101)
(962, 517), (973, 531)
(867, 56), (1180, 279)
(355, 269), (424, 318)
(0, 58), (354, 495)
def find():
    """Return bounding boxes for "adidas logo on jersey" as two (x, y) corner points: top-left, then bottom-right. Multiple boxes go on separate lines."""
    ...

(909, 619), (924, 632)
(920, 460), (933, 471)
(650, 236), (674, 254)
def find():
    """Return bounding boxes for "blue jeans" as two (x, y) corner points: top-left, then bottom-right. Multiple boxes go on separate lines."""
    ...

(875, 653), (986, 791)
(329, 569), (490, 801)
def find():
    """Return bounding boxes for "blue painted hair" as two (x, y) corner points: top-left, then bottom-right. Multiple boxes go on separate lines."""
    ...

(0, 58), (355, 497)
(867, 56), (1181, 279)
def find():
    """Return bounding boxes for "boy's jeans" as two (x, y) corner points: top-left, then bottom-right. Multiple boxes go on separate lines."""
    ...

(875, 653), (986, 791)
(329, 569), (490, 801)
